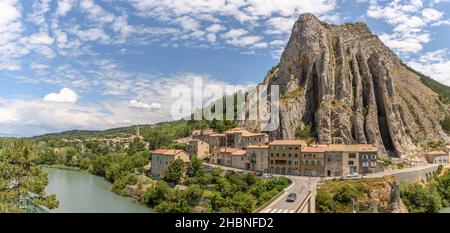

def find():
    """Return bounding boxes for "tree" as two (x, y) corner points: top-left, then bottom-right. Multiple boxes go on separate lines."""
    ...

(441, 116), (450, 134)
(185, 185), (204, 206)
(186, 157), (204, 178)
(140, 181), (171, 206)
(231, 192), (255, 213)
(316, 190), (334, 213)
(0, 140), (59, 212)
(401, 183), (442, 213)
(162, 159), (185, 184)
(127, 138), (147, 156)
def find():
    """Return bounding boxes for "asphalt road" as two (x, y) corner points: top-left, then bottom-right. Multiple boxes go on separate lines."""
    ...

(260, 175), (319, 213)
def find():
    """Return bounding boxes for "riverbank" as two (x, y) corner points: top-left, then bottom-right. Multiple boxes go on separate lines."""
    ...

(44, 167), (154, 213)
(43, 164), (85, 172)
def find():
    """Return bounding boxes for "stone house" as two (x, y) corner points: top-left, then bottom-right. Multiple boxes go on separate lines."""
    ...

(187, 139), (210, 159)
(150, 149), (190, 178)
(324, 144), (378, 177)
(231, 149), (247, 170)
(246, 145), (269, 172)
(425, 151), (449, 164)
(300, 145), (327, 176)
(210, 147), (238, 167)
(269, 140), (307, 175)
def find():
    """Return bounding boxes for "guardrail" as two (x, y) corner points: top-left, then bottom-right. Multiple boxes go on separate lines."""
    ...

(295, 191), (313, 213)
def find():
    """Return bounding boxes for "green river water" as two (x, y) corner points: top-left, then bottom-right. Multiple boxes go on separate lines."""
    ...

(44, 167), (153, 213)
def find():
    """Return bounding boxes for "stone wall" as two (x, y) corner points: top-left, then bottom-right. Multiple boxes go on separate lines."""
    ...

(392, 165), (439, 183)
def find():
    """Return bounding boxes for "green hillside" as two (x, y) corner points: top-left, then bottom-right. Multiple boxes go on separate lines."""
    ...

(404, 64), (450, 104)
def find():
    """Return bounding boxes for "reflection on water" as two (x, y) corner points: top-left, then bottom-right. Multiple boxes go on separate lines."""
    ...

(45, 167), (153, 213)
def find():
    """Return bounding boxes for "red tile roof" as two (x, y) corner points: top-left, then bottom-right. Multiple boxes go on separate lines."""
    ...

(231, 149), (246, 156)
(269, 140), (307, 146)
(151, 149), (185, 156)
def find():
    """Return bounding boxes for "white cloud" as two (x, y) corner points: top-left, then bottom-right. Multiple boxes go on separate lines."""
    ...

(206, 24), (225, 33)
(408, 49), (450, 85)
(422, 8), (443, 22)
(367, 1), (444, 55)
(27, 32), (54, 45)
(56, 0), (74, 16)
(43, 88), (78, 103)
(0, 0), (21, 28)
(129, 100), (162, 109)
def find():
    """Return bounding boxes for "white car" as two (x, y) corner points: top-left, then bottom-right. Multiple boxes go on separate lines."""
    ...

(348, 172), (359, 178)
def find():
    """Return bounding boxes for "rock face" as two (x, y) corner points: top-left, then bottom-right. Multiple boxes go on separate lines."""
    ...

(249, 13), (449, 156)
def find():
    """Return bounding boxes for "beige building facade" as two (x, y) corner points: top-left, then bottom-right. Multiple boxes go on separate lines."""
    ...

(231, 149), (248, 169)
(269, 140), (306, 175)
(150, 149), (190, 178)
(246, 145), (269, 172)
(187, 139), (210, 159)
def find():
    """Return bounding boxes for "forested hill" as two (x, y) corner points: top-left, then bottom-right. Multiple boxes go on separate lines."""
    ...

(404, 64), (450, 104)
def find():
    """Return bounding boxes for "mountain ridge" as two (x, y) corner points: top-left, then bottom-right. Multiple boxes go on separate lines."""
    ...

(243, 13), (450, 157)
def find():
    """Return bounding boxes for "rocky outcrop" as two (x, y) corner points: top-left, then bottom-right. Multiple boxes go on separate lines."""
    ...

(387, 182), (408, 213)
(245, 13), (450, 157)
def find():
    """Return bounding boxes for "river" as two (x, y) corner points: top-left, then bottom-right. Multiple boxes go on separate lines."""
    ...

(44, 167), (153, 213)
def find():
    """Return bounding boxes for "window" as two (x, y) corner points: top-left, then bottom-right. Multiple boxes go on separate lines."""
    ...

(288, 147), (292, 150)
(295, 147), (299, 150)
(288, 160), (292, 165)
(271, 160), (274, 164)
(271, 153), (274, 157)
(371, 154), (377, 159)
(327, 158), (331, 162)
(349, 153), (356, 159)
(294, 161), (298, 165)
(348, 161), (354, 165)
(295, 154), (299, 158)
(288, 153), (291, 158)
(282, 153), (285, 157)
(362, 154), (369, 160)
(362, 162), (368, 167)
(371, 161), (377, 167)
(277, 153), (280, 157)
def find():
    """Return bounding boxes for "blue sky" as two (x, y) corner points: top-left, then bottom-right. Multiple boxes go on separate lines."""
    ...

(0, 0), (449, 136)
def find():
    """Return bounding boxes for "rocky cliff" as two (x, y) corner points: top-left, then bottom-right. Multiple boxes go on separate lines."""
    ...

(245, 13), (450, 157)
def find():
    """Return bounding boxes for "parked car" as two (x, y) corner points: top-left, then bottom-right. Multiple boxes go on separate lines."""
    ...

(255, 171), (263, 176)
(263, 173), (273, 178)
(348, 172), (359, 178)
(286, 193), (297, 202)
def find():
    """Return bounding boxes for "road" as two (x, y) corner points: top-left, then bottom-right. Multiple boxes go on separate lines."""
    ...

(260, 175), (319, 213)
(203, 163), (319, 213)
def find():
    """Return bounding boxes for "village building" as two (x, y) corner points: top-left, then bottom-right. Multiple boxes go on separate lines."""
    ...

(224, 127), (269, 149)
(231, 149), (247, 170)
(246, 145), (270, 172)
(210, 147), (238, 167)
(300, 145), (327, 176)
(150, 149), (190, 178)
(269, 140), (307, 175)
(207, 133), (227, 150)
(324, 144), (378, 177)
(241, 132), (269, 148)
(187, 139), (210, 159)
(425, 151), (449, 164)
